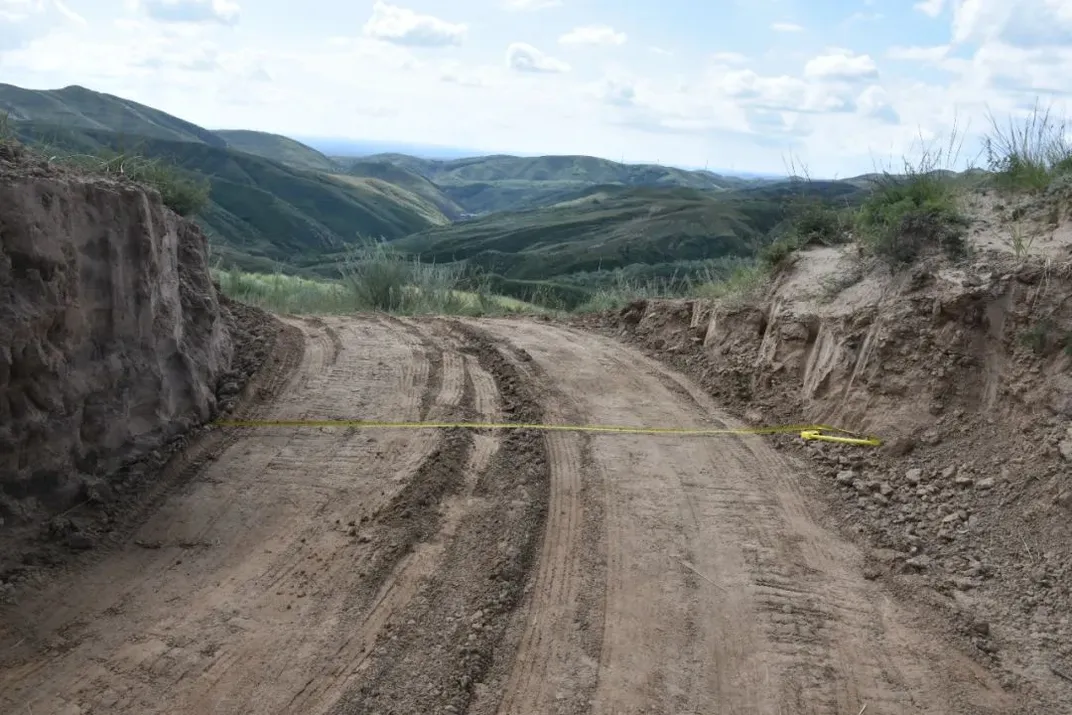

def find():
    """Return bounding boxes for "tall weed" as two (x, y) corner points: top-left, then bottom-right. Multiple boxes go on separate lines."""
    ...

(985, 100), (1072, 192)
(856, 118), (970, 264)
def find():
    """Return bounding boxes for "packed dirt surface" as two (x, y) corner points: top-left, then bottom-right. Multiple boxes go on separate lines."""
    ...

(0, 314), (1034, 714)
(582, 243), (1072, 712)
(0, 140), (231, 528)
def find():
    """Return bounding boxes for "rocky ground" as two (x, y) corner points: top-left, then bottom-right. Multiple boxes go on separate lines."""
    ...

(576, 243), (1072, 702)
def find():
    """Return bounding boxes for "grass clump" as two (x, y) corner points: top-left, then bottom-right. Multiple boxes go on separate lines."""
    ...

(756, 157), (855, 271)
(339, 240), (476, 314)
(216, 268), (361, 314)
(694, 262), (768, 301)
(573, 272), (689, 313)
(1, 113), (209, 216)
(985, 100), (1072, 193)
(216, 247), (536, 317)
(55, 150), (210, 216)
(856, 125), (969, 265)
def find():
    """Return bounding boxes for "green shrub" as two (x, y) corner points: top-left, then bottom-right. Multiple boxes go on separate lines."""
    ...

(128, 159), (211, 216)
(791, 201), (851, 247)
(337, 239), (519, 315)
(42, 148), (211, 217)
(857, 172), (966, 264)
(694, 262), (767, 300)
(759, 235), (801, 269)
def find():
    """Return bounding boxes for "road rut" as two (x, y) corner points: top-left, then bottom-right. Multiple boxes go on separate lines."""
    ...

(0, 316), (1015, 714)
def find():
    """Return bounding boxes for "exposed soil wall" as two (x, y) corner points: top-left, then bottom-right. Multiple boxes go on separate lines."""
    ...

(0, 142), (232, 522)
(583, 247), (1072, 696)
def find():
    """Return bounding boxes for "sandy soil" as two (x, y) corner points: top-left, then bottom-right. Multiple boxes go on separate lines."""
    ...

(0, 315), (1020, 714)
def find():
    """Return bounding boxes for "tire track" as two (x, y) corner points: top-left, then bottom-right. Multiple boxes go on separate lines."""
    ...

(486, 341), (605, 715)
(283, 320), (478, 714)
(0, 315), (458, 715)
(328, 323), (552, 715)
(475, 318), (1014, 715)
(0, 316), (1020, 715)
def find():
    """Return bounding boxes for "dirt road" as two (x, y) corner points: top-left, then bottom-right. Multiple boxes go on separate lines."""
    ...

(0, 316), (1017, 714)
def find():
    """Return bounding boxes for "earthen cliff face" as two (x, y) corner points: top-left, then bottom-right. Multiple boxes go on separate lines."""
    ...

(0, 143), (231, 519)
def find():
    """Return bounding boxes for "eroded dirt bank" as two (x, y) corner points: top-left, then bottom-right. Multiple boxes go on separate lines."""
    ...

(0, 314), (1032, 714)
(582, 247), (1072, 709)
(0, 142), (232, 529)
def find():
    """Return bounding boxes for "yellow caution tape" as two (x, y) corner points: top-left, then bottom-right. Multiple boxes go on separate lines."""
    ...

(212, 419), (881, 446)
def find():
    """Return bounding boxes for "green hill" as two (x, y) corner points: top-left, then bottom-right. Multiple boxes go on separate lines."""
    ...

(214, 129), (337, 172)
(335, 159), (465, 219)
(361, 153), (735, 188)
(0, 83), (225, 146)
(11, 121), (445, 271)
(0, 81), (833, 296)
(337, 153), (767, 215)
(389, 185), (786, 282)
(1, 83), (455, 271)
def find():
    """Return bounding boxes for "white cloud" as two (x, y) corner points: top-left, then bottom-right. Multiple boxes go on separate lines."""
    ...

(438, 60), (496, 87)
(887, 44), (950, 62)
(595, 77), (636, 106)
(559, 25), (626, 46)
(844, 11), (884, 24)
(0, 0), (86, 50)
(950, 0), (1072, 47)
(506, 42), (570, 72)
(711, 51), (748, 65)
(362, 1), (466, 47)
(133, 0), (240, 25)
(716, 69), (856, 113)
(857, 85), (899, 124)
(52, 0), (85, 24)
(503, 0), (561, 9)
(771, 22), (804, 32)
(804, 49), (878, 80)
(914, 0), (944, 17)
(0, 0), (42, 22)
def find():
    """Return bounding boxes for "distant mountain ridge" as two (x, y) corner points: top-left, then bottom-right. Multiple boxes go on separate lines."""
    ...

(0, 82), (825, 289)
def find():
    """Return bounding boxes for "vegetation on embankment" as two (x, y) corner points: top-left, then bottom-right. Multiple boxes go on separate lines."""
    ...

(215, 242), (540, 316)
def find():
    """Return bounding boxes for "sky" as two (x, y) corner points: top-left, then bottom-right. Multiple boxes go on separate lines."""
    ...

(2, 0), (1071, 176)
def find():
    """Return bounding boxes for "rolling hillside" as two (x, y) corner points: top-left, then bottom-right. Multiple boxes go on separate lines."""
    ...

(338, 153), (765, 215)
(1, 84), (459, 271)
(214, 129), (336, 172)
(1, 82), (828, 288)
(0, 83), (225, 147)
(358, 153), (739, 189)
(335, 160), (465, 219)
(390, 185), (787, 281)
(10, 120), (447, 271)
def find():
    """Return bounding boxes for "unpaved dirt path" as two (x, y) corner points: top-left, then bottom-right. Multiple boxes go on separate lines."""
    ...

(0, 316), (1018, 714)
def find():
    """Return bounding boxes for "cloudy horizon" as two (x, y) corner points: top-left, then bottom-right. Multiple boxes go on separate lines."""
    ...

(1, 0), (1069, 177)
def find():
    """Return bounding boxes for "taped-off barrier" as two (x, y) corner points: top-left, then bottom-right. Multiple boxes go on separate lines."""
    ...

(213, 419), (882, 447)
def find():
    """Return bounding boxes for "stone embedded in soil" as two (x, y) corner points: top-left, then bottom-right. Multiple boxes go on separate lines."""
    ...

(905, 555), (934, 572)
(906, 468), (923, 485)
